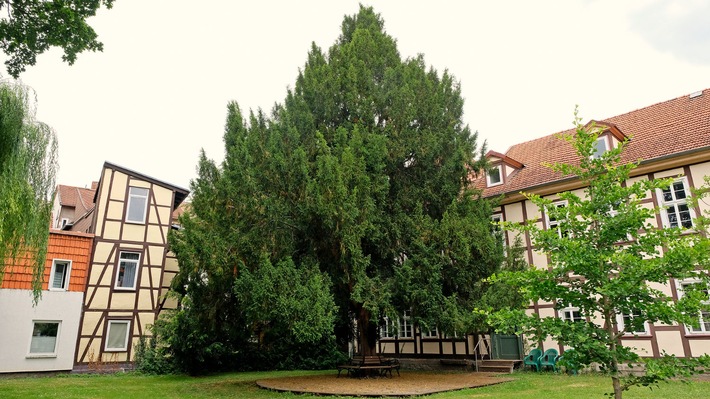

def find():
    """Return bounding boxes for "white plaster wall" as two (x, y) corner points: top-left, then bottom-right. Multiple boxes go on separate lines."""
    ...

(0, 289), (83, 373)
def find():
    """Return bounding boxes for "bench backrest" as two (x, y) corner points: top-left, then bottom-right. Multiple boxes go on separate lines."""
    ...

(352, 355), (384, 365)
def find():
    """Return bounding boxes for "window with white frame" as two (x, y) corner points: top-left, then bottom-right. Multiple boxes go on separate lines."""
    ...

(105, 320), (131, 351)
(115, 252), (140, 289)
(657, 178), (694, 229)
(380, 317), (395, 339)
(678, 279), (710, 334)
(546, 201), (569, 238)
(381, 312), (414, 338)
(126, 186), (149, 223)
(617, 310), (649, 335)
(29, 321), (60, 356)
(491, 214), (506, 253)
(592, 136), (609, 159)
(49, 259), (72, 291)
(486, 165), (503, 187)
(399, 311), (414, 338)
(422, 326), (438, 338)
(560, 305), (584, 322)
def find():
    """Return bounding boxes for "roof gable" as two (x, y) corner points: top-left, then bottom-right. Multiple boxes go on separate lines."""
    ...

(96, 162), (190, 210)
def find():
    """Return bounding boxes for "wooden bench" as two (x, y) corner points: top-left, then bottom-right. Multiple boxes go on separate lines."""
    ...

(337, 355), (400, 378)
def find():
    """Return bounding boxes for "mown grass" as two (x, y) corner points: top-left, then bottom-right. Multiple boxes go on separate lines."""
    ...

(1, 369), (708, 399)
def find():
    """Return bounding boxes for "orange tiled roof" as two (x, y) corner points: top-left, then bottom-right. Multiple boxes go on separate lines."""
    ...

(1, 230), (93, 292)
(479, 89), (710, 198)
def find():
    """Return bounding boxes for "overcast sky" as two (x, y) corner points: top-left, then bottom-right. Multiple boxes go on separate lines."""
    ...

(10, 0), (710, 190)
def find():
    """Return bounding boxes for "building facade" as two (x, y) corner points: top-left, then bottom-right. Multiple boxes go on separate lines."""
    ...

(74, 162), (188, 368)
(1, 162), (188, 374)
(478, 89), (710, 358)
(0, 231), (93, 373)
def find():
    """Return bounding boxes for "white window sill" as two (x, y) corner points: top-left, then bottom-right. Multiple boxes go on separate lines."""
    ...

(26, 354), (57, 359)
(124, 219), (146, 225)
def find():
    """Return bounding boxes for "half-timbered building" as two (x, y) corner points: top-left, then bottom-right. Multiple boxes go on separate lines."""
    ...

(477, 88), (710, 359)
(74, 162), (188, 369)
(375, 89), (710, 365)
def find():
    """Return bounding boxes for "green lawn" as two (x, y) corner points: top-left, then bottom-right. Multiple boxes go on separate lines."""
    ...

(1, 370), (708, 399)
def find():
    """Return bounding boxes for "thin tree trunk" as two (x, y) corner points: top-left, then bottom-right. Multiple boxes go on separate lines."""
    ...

(604, 297), (623, 399)
(612, 376), (623, 399)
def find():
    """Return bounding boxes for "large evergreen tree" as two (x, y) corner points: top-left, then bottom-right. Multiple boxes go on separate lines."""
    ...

(169, 6), (501, 370)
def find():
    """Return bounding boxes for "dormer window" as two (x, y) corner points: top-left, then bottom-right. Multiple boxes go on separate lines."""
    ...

(592, 136), (609, 159)
(486, 165), (503, 187)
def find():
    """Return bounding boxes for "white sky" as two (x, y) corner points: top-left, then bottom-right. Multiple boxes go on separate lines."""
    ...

(11, 0), (710, 190)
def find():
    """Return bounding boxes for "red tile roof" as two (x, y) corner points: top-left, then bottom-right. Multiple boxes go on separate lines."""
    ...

(57, 184), (97, 220)
(1, 230), (93, 292)
(478, 89), (710, 198)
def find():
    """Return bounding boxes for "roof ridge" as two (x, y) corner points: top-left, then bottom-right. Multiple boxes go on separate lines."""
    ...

(501, 88), (708, 155)
(599, 88), (707, 123)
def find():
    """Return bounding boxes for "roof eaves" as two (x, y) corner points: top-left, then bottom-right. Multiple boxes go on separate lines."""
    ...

(485, 150), (525, 169)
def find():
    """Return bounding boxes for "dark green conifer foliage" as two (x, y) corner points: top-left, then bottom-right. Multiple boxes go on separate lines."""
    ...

(168, 6), (502, 370)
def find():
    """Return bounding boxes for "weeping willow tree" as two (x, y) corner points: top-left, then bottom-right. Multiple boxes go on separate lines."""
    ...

(0, 82), (58, 301)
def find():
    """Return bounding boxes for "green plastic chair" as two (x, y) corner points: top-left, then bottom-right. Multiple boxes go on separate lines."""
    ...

(539, 348), (559, 371)
(523, 348), (543, 371)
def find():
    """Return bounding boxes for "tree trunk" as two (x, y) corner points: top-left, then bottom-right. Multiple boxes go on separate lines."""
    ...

(356, 305), (378, 355)
(612, 376), (623, 399)
(604, 300), (623, 399)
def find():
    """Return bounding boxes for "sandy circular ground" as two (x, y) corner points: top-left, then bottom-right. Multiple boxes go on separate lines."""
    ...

(257, 371), (512, 397)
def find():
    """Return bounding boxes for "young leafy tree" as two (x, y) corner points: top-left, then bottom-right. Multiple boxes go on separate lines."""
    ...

(169, 5), (502, 369)
(489, 113), (710, 399)
(0, 82), (58, 301)
(0, 0), (115, 78)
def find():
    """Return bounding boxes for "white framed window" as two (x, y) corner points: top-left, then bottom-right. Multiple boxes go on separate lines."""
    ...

(422, 326), (438, 338)
(491, 214), (504, 235)
(617, 310), (649, 335)
(592, 136), (609, 159)
(486, 165), (503, 187)
(105, 320), (131, 351)
(491, 213), (507, 253)
(380, 316), (395, 339)
(560, 305), (584, 322)
(60, 218), (69, 229)
(49, 259), (72, 291)
(115, 251), (140, 290)
(546, 201), (569, 238)
(28, 321), (60, 356)
(678, 279), (710, 334)
(399, 311), (414, 338)
(657, 178), (694, 229)
(126, 186), (149, 223)
(381, 312), (414, 338)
